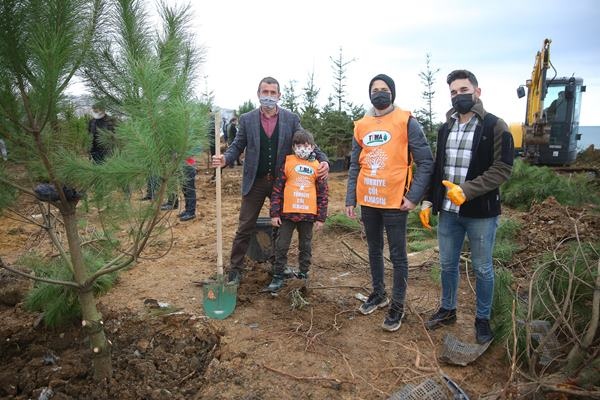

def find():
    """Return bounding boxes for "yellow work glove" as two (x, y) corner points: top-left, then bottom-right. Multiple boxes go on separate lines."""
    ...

(442, 180), (466, 206)
(419, 200), (432, 230)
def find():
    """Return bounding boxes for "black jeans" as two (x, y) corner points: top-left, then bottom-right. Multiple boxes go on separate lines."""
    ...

(273, 219), (313, 275)
(361, 206), (409, 304)
(181, 165), (196, 213)
(229, 176), (273, 270)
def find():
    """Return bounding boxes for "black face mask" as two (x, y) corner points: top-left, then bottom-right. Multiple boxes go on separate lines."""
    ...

(370, 91), (392, 110)
(452, 93), (475, 114)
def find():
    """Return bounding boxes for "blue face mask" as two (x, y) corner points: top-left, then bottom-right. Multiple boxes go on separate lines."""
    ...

(259, 96), (278, 110)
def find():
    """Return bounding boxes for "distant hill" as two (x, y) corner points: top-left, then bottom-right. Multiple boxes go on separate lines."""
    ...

(578, 126), (600, 150)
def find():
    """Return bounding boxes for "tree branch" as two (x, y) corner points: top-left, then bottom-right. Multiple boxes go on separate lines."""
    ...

(0, 257), (80, 289)
(0, 175), (37, 197)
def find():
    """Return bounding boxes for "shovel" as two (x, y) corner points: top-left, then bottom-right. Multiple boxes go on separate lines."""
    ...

(202, 111), (238, 319)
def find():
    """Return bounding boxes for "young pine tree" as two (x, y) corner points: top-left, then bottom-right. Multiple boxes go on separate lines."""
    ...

(0, 0), (204, 380)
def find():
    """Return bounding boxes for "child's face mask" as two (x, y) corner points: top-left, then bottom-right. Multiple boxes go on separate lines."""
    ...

(293, 144), (314, 160)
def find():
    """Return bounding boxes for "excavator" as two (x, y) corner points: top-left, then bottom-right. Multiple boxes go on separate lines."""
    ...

(509, 38), (586, 165)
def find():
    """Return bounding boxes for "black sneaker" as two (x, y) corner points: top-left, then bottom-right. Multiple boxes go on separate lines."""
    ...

(227, 269), (242, 285)
(475, 318), (494, 344)
(425, 308), (457, 330)
(296, 271), (309, 280)
(382, 302), (405, 332)
(179, 211), (196, 221)
(358, 292), (389, 315)
(263, 275), (285, 293)
(160, 201), (179, 210)
(282, 265), (296, 279)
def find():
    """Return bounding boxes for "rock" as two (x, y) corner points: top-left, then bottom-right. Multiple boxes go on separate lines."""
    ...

(32, 387), (53, 400)
(150, 388), (173, 399)
(136, 338), (150, 352)
(133, 360), (157, 377)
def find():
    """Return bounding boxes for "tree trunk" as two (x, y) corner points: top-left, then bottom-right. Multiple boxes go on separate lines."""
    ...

(62, 206), (112, 380)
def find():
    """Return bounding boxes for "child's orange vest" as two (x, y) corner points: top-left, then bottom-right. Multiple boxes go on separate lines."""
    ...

(353, 108), (412, 209)
(282, 155), (319, 215)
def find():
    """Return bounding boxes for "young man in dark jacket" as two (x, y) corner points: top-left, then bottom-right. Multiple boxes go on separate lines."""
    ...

(420, 69), (514, 344)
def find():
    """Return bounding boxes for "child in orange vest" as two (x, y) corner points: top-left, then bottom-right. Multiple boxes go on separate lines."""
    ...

(265, 130), (328, 293)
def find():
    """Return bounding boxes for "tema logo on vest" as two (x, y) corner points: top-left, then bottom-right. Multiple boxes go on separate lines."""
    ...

(294, 164), (314, 176)
(363, 130), (391, 147)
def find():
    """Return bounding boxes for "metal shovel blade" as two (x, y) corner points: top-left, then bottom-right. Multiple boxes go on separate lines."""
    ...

(202, 276), (238, 320)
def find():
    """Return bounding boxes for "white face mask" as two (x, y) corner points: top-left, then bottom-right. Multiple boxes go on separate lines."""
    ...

(294, 144), (314, 160)
(92, 111), (105, 119)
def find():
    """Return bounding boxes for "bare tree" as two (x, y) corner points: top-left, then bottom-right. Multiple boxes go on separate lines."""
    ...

(330, 47), (356, 113)
(281, 79), (299, 114)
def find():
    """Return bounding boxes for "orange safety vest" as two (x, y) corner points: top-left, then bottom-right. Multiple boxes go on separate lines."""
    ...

(354, 108), (412, 209)
(282, 155), (319, 215)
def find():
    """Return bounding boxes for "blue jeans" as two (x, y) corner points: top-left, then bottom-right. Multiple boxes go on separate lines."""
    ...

(438, 211), (498, 319)
(361, 206), (409, 304)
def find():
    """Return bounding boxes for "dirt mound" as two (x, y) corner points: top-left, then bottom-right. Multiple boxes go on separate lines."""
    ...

(517, 196), (600, 262)
(575, 145), (600, 169)
(0, 311), (219, 399)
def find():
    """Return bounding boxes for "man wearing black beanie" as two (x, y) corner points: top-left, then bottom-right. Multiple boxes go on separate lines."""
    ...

(346, 73), (434, 332)
(369, 73), (396, 104)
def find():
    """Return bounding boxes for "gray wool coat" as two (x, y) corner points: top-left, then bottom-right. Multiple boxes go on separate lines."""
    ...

(223, 107), (329, 196)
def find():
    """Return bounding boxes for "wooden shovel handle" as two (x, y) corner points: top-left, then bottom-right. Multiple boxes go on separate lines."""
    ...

(215, 112), (223, 276)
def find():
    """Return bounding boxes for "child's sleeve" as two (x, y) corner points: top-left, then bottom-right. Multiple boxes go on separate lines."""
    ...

(270, 164), (287, 218)
(316, 177), (328, 222)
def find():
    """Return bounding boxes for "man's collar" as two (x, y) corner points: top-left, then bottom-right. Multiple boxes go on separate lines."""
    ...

(260, 106), (279, 117)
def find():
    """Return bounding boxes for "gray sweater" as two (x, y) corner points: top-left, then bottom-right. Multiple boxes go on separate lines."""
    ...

(346, 106), (434, 207)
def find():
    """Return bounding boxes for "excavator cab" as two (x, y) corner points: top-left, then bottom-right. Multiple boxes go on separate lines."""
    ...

(531, 77), (585, 165)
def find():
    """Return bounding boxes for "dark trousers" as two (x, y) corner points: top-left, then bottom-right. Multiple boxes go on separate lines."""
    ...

(181, 165), (196, 213)
(273, 219), (314, 275)
(90, 150), (107, 164)
(230, 176), (273, 270)
(361, 206), (409, 304)
(146, 176), (159, 198)
(165, 166), (196, 212)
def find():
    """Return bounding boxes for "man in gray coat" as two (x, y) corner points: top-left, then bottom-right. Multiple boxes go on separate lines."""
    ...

(212, 76), (329, 284)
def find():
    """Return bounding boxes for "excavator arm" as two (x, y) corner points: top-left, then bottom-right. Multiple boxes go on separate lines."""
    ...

(526, 38), (551, 128)
(519, 38), (553, 146)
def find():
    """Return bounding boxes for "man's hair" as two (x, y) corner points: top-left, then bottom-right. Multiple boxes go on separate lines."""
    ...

(292, 129), (315, 146)
(257, 76), (280, 93)
(446, 69), (478, 87)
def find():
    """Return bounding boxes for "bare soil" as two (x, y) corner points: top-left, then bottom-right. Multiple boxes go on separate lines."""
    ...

(1, 166), (599, 400)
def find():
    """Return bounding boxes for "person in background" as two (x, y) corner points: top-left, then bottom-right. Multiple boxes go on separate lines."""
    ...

(346, 73), (433, 332)
(419, 69), (514, 344)
(212, 76), (329, 285)
(0, 138), (7, 161)
(88, 103), (115, 163)
(159, 156), (197, 222)
(266, 129), (328, 292)
(227, 116), (242, 166)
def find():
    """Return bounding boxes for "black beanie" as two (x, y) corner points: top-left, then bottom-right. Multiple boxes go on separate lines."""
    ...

(369, 73), (396, 103)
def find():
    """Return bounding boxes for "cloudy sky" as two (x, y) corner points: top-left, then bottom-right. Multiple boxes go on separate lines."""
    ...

(161, 0), (600, 126)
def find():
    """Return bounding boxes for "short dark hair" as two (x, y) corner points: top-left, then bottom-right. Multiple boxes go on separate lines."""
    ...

(446, 69), (478, 87)
(257, 76), (280, 93)
(292, 129), (315, 146)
